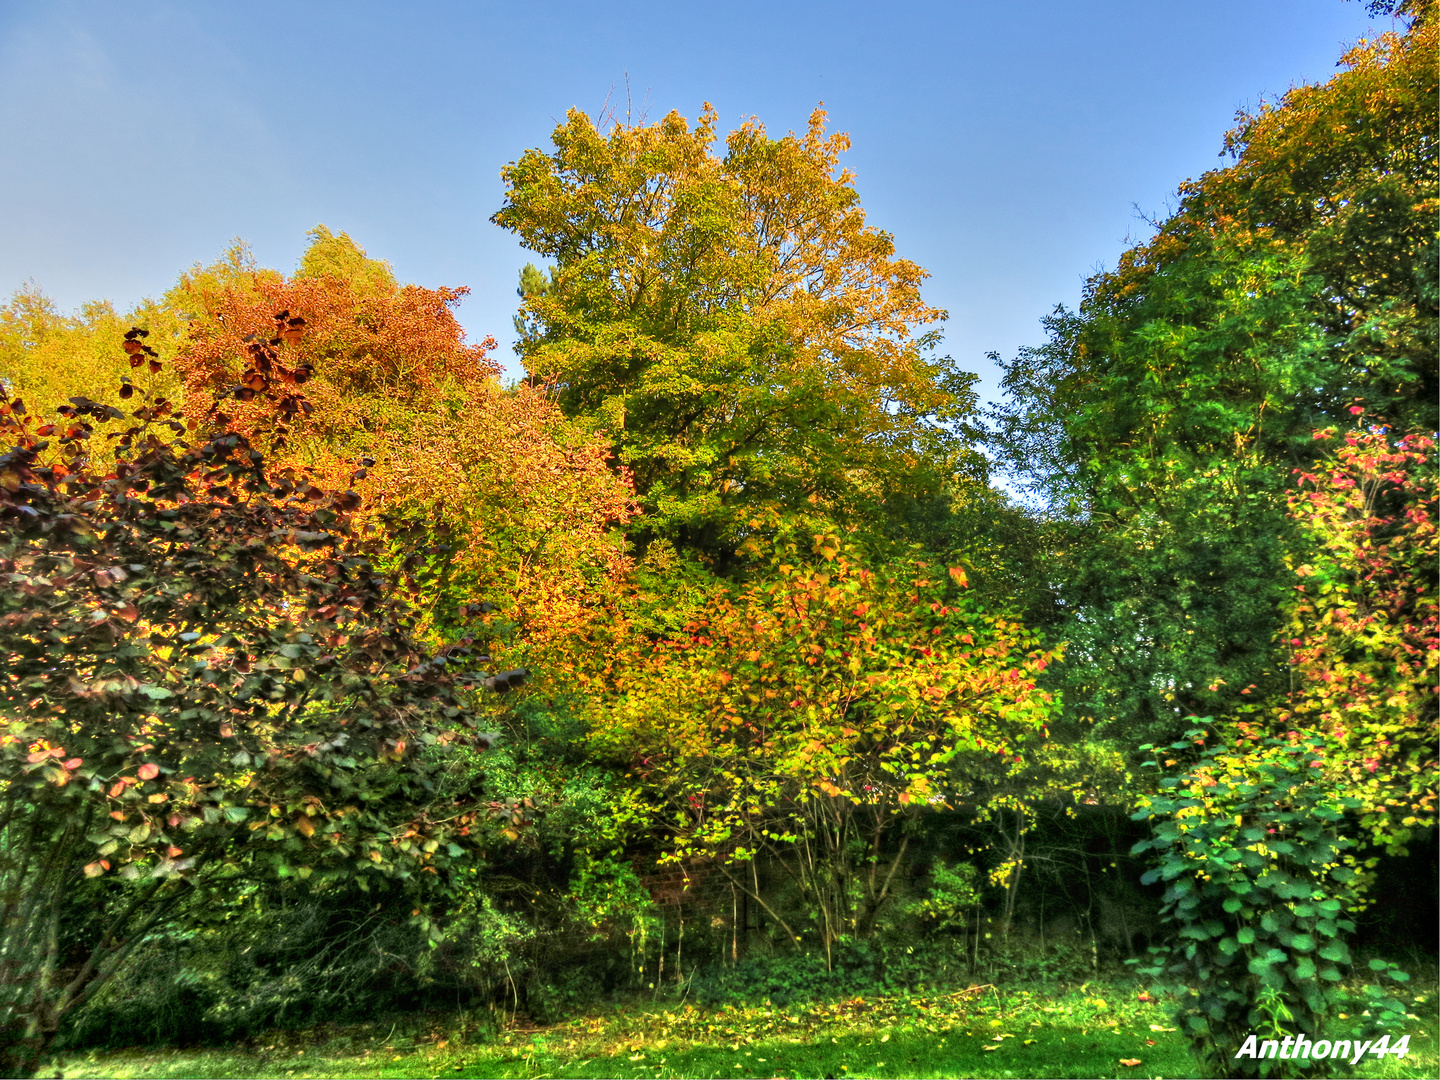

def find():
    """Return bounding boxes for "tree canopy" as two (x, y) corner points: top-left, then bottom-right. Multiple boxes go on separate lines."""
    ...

(1, 9), (1435, 1072)
(987, 4), (1437, 744)
(494, 105), (978, 565)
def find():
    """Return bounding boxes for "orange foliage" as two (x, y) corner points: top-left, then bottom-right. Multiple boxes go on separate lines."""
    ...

(171, 233), (638, 661)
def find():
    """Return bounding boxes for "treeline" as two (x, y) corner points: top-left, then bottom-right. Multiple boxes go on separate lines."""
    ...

(0, 2), (1434, 1076)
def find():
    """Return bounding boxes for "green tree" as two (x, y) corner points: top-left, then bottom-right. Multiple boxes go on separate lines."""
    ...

(493, 105), (975, 565)
(513, 262), (557, 338)
(987, 3), (1437, 745)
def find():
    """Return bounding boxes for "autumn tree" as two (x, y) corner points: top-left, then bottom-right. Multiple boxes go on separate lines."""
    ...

(588, 537), (1060, 963)
(0, 325), (533, 1076)
(171, 227), (494, 469)
(167, 229), (637, 672)
(987, 3), (1437, 744)
(1277, 421), (1437, 850)
(494, 105), (977, 566)
(0, 287), (187, 468)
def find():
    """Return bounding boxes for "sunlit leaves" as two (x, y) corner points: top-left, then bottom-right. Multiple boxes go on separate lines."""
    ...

(985, 6), (1436, 749)
(588, 537), (1059, 941)
(1277, 424), (1438, 850)
(0, 328), (509, 1074)
(494, 105), (972, 561)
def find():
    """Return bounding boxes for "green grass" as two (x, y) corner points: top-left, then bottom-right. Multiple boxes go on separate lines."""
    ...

(53, 977), (1438, 1079)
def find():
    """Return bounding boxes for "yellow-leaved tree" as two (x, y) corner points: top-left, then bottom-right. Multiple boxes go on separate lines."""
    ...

(587, 536), (1061, 964)
(494, 105), (980, 566)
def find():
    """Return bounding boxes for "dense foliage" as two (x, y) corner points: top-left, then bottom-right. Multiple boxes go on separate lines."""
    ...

(494, 105), (979, 566)
(0, 327), (516, 1075)
(1277, 425), (1437, 852)
(987, 2), (1437, 745)
(1133, 729), (1412, 1078)
(590, 538), (1060, 962)
(0, 4), (1435, 1076)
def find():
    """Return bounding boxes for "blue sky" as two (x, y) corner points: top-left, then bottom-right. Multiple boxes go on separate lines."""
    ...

(0, 0), (1389, 402)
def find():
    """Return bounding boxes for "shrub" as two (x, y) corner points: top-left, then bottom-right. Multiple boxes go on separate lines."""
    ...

(1131, 727), (1411, 1078)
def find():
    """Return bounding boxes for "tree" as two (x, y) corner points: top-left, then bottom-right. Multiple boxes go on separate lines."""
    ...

(493, 105), (975, 565)
(993, 240), (1329, 743)
(166, 229), (638, 675)
(986, 3), (1437, 745)
(0, 286), (187, 468)
(171, 227), (494, 471)
(588, 537), (1060, 964)
(0, 327), (517, 1077)
(513, 262), (557, 338)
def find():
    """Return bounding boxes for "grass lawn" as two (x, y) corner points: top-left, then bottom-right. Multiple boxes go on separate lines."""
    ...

(54, 977), (1438, 1079)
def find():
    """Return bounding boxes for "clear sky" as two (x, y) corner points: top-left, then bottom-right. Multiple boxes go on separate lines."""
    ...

(0, 0), (1390, 403)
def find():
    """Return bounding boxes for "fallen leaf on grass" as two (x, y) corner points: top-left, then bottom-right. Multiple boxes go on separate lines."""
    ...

(1119, 1059), (1142, 1067)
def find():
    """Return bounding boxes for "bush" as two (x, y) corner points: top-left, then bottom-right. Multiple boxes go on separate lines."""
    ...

(59, 885), (438, 1051)
(1131, 727), (1411, 1078)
